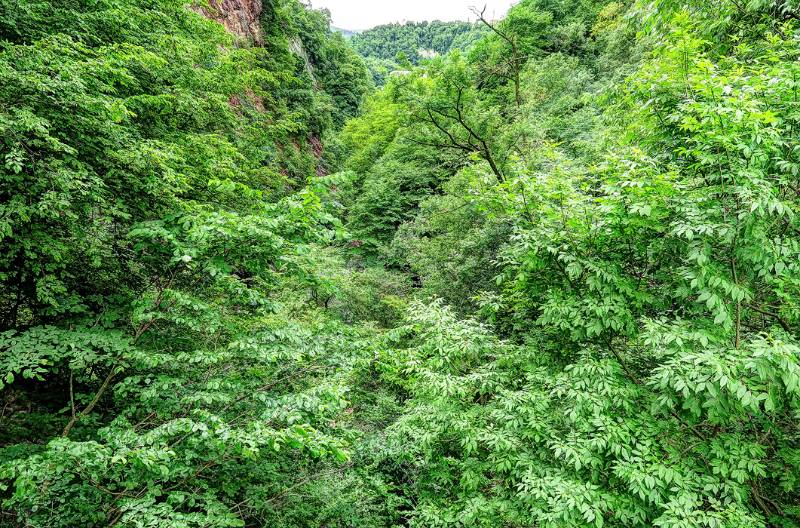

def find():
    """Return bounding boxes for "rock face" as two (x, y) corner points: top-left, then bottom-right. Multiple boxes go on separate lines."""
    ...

(288, 37), (317, 87)
(191, 0), (263, 45)
(192, 0), (327, 175)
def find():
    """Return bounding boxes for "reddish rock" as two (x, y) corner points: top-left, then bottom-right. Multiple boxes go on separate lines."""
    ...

(310, 135), (327, 176)
(191, 0), (263, 45)
(243, 88), (265, 111)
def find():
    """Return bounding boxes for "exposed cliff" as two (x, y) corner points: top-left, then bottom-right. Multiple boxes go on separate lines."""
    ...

(191, 0), (264, 44)
(289, 36), (318, 88)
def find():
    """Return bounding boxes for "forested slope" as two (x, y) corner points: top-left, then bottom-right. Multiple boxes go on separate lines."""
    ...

(2, 0), (800, 527)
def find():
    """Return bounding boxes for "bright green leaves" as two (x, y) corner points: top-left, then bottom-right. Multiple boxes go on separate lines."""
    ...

(350, 1), (800, 526)
(620, 13), (800, 339)
(380, 300), (794, 527)
(647, 335), (800, 423)
(340, 92), (404, 174)
(495, 153), (661, 342)
(0, 0), (362, 329)
(0, 326), (133, 391)
(0, 415), (344, 527)
(0, 313), (365, 527)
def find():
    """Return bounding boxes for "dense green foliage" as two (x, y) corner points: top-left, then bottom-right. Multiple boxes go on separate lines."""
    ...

(336, 0), (800, 526)
(3, 0), (800, 527)
(0, 1), (376, 526)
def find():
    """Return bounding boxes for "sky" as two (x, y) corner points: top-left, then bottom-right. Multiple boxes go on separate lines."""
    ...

(307, 0), (519, 31)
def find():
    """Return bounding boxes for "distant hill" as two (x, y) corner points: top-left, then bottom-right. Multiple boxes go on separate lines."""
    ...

(350, 20), (487, 65)
(332, 26), (359, 39)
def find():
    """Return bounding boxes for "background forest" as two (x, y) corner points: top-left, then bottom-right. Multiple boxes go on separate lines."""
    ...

(350, 21), (487, 84)
(1, 0), (800, 527)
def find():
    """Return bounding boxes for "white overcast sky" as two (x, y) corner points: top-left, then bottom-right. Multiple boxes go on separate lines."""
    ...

(306, 0), (519, 30)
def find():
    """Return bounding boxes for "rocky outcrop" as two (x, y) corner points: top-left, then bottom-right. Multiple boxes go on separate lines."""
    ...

(192, 0), (327, 178)
(191, 0), (263, 45)
(288, 37), (318, 88)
